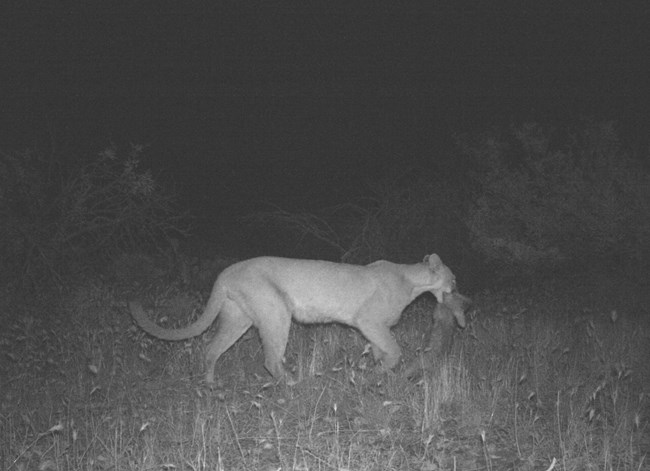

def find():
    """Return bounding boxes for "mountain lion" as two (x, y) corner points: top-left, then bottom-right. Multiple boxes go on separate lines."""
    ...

(129, 254), (457, 384)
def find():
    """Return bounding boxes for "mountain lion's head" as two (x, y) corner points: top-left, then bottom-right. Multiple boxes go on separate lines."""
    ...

(423, 253), (456, 303)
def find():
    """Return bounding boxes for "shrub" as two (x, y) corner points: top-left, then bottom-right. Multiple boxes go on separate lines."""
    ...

(247, 172), (470, 266)
(0, 144), (189, 288)
(335, 176), (469, 264)
(460, 121), (650, 272)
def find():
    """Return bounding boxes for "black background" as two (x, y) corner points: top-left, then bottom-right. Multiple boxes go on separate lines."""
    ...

(2, 3), (648, 233)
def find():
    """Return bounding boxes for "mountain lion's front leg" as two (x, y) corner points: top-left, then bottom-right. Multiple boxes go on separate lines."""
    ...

(356, 320), (402, 370)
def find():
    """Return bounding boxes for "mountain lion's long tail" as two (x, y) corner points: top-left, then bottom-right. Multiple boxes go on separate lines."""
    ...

(128, 286), (225, 340)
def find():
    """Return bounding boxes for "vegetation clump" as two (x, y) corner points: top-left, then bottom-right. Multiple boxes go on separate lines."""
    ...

(0, 144), (188, 287)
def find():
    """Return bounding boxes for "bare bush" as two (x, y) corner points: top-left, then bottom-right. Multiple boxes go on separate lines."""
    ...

(459, 121), (650, 272)
(0, 144), (189, 287)
(247, 174), (469, 265)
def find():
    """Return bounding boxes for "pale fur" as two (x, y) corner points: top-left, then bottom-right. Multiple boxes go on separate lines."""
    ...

(129, 254), (456, 384)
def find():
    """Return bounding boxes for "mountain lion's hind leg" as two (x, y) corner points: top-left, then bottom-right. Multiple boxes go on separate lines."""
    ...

(256, 309), (292, 382)
(204, 300), (253, 384)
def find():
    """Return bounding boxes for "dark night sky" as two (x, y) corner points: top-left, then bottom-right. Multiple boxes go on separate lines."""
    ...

(2, 3), (649, 230)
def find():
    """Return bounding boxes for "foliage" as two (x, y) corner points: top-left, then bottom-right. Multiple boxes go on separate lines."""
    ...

(247, 173), (470, 266)
(0, 144), (189, 287)
(340, 176), (469, 264)
(460, 121), (650, 271)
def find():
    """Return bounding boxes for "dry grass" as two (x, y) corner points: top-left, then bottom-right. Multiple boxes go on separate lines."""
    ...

(1, 264), (649, 470)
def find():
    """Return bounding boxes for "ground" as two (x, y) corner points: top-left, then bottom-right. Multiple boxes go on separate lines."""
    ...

(1, 260), (649, 470)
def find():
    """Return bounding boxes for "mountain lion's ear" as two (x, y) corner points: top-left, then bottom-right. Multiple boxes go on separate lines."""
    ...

(425, 253), (442, 269)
